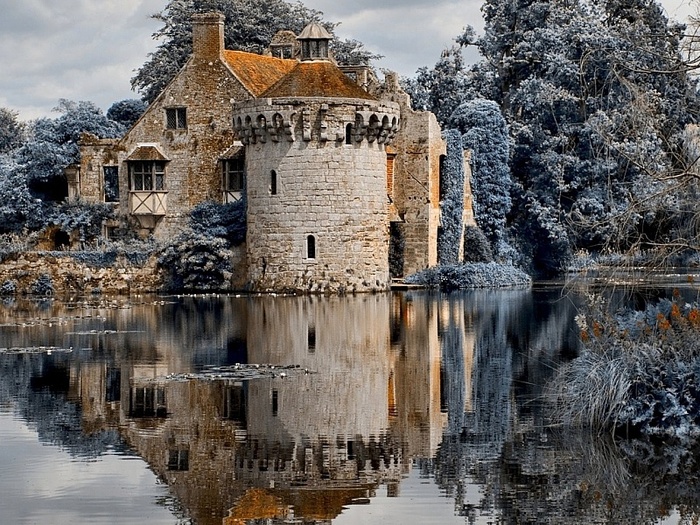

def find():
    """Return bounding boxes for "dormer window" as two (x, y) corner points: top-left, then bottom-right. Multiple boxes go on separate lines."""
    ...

(271, 43), (294, 59)
(269, 30), (298, 59)
(166, 107), (187, 129)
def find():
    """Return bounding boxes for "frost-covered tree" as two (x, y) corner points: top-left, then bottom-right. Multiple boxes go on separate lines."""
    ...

(0, 108), (25, 154)
(132, 0), (379, 103)
(401, 0), (700, 273)
(450, 99), (514, 261)
(438, 130), (466, 264)
(402, 46), (470, 126)
(15, 100), (124, 200)
(469, 0), (700, 274)
(0, 156), (43, 233)
(107, 99), (147, 129)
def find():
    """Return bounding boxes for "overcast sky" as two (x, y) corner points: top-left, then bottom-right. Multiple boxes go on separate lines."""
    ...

(0, 0), (695, 121)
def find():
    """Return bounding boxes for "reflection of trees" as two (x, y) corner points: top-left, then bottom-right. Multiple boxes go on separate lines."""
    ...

(434, 289), (577, 521)
(433, 288), (700, 524)
(0, 352), (124, 457)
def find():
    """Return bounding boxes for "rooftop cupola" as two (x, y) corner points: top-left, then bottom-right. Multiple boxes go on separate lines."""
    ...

(297, 22), (332, 61)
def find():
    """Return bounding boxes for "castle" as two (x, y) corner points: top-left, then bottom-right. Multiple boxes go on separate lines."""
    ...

(74, 13), (473, 293)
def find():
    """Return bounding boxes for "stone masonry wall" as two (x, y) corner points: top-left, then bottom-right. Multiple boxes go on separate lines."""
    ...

(390, 105), (444, 276)
(78, 13), (250, 240)
(115, 56), (249, 239)
(0, 253), (162, 295)
(0, 244), (248, 295)
(78, 135), (121, 204)
(241, 99), (399, 293)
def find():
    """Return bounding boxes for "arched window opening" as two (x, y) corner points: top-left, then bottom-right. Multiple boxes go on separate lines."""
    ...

(270, 170), (278, 195)
(345, 123), (353, 144)
(306, 235), (316, 259)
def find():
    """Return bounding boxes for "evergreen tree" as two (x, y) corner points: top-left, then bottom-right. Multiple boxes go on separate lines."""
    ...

(451, 99), (514, 261)
(438, 130), (466, 265)
(107, 99), (148, 129)
(0, 108), (26, 154)
(404, 46), (471, 126)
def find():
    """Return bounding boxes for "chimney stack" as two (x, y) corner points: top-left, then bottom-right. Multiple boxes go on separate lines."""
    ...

(192, 12), (224, 62)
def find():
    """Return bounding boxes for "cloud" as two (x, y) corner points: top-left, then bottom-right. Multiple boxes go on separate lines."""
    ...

(0, 0), (694, 121)
(306, 0), (482, 76)
(0, 0), (162, 120)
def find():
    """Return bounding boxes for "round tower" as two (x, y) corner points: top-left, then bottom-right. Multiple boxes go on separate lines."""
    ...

(233, 25), (400, 293)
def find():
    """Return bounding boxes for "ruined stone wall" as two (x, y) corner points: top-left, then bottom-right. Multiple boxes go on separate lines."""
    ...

(459, 150), (476, 261)
(238, 99), (400, 293)
(0, 244), (248, 295)
(390, 106), (444, 276)
(0, 253), (162, 295)
(78, 135), (120, 204)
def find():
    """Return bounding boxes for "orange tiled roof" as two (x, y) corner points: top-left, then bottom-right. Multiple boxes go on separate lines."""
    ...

(261, 61), (376, 100)
(222, 50), (297, 97)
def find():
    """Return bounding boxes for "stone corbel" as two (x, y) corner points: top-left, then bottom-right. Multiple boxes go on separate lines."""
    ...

(255, 118), (267, 143)
(282, 111), (296, 142)
(319, 104), (329, 142)
(367, 118), (380, 143)
(301, 108), (312, 141)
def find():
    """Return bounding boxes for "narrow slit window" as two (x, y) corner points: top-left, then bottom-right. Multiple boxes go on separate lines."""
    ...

(306, 235), (316, 259)
(270, 170), (278, 195)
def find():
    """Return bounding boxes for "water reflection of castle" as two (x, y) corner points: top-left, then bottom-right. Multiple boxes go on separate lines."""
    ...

(6, 291), (695, 524)
(64, 293), (467, 524)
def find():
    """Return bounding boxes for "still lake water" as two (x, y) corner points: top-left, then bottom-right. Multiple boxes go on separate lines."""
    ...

(0, 287), (698, 524)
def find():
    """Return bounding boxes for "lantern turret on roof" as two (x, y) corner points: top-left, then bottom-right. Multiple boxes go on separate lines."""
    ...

(297, 22), (332, 61)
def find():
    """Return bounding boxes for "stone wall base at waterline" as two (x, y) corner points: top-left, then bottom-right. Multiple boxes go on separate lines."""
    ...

(0, 253), (163, 295)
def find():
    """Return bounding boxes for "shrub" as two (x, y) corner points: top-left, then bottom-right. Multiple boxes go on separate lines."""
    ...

(190, 199), (246, 246)
(405, 262), (531, 291)
(48, 200), (115, 246)
(550, 293), (700, 436)
(463, 225), (493, 263)
(0, 233), (31, 262)
(0, 280), (17, 296)
(157, 231), (233, 292)
(29, 273), (54, 296)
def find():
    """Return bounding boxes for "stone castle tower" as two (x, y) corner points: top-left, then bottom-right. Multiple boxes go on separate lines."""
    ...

(234, 23), (401, 293)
